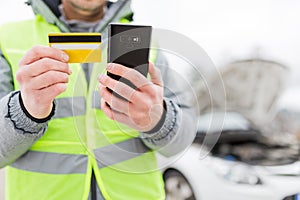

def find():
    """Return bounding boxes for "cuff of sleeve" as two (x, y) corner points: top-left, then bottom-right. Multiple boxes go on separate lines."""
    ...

(140, 98), (179, 145)
(142, 100), (167, 134)
(18, 92), (55, 123)
(6, 91), (54, 134)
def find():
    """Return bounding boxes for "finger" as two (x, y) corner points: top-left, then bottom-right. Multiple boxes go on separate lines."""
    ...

(99, 85), (130, 115)
(101, 98), (150, 131)
(98, 74), (139, 102)
(21, 58), (71, 78)
(148, 62), (163, 86)
(37, 83), (67, 102)
(101, 98), (130, 124)
(101, 99), (114, 119)
(30, 71), (69, 90)
(106, 63), (150, 89)
(19, 45), (69, 65)
(111, 112), (131, 127)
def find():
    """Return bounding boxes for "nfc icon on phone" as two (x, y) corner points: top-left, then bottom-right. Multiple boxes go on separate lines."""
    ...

(120, 35), (141, 43)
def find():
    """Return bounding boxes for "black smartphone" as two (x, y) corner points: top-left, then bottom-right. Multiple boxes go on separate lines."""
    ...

(107, 24), (152, 88)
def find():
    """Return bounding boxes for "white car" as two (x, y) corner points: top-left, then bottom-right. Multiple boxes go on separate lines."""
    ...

(159, 60), (300, 200)
(159, 112), (300, 200)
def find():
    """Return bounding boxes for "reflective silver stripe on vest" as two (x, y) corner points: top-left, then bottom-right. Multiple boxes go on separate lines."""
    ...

(11, 151), (88, 174)
(92, 91), (101, 109)
(94, 138), (150, 168)
(54, 96), (86, 118)
(10, 138), (149, 174)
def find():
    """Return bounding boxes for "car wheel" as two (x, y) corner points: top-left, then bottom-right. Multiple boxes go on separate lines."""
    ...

(163, 169), (196, 200)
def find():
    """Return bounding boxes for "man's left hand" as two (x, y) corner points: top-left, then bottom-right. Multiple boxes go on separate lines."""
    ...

(98, 62), (164, 132)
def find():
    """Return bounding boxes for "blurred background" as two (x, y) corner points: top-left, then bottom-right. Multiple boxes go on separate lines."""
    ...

(1, 0), (300, 199)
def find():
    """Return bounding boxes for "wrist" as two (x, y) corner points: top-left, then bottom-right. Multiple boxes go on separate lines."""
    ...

(19, 93), (55, 123)
(143, 100), (167, 134)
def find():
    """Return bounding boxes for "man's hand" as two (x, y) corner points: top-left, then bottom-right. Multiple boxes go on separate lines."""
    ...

(98, 62), (164, 132)
(16, 45), (71, 119)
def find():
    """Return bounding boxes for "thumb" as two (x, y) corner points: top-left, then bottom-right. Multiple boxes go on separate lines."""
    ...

(148, 62), (163, 86)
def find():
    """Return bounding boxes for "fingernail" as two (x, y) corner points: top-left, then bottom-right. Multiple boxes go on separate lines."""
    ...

(98, 74), (105, 82)
(106, 63), (114, 71)
(62, 53), (69, 62)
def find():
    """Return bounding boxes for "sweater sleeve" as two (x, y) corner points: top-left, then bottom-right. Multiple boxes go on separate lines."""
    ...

(0, 92), (53, 168)
(140, 50), (197, 157)
(0, 49), (53, 168)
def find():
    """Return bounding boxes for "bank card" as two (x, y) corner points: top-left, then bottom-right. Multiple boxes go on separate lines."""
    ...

(48, 33), (101, 63)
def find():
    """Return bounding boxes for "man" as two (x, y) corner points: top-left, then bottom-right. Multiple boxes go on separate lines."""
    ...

(0, 0), (196, 199)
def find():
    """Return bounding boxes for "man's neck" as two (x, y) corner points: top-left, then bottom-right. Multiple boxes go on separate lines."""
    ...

(62, 2), (106, 22)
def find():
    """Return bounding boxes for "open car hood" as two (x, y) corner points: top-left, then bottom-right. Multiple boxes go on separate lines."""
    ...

(197, 59), (289, 126)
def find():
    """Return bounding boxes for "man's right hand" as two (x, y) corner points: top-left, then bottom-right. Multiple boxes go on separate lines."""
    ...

(16, 45), (71, 119)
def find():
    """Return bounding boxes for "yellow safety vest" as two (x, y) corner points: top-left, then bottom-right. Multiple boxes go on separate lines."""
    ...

(0, 15), (165, 200)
